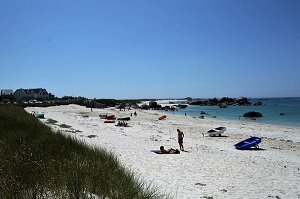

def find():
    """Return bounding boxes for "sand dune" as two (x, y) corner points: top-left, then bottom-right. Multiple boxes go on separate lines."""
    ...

(26, 104), (300, 199)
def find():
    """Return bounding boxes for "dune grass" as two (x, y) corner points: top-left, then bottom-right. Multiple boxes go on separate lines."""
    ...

(58, 123), (72, 128)
(46, 118), (58, 124)
(0, 105), (167, 199)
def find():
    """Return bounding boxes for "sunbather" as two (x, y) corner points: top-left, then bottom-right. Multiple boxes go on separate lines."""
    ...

(160, 146), (180, 154)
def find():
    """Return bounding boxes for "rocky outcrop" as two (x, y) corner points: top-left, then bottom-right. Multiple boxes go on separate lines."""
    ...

(189, 100), (205, 105)
(236, 97), (251, 106)
(177, 104), (188, 109)
(149, 101), (162, 109)
(140, 104), (149, 110)
(189, 97), (251, 106)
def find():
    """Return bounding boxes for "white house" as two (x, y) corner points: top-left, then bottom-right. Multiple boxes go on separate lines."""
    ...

(1, 89), (14, 99)
(14, 88), (50, 101)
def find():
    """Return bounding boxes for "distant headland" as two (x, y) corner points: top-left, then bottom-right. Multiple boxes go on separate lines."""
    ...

(0, 87), (266, 110)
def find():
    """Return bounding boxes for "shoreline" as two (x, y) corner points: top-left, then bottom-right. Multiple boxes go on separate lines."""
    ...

(159, 110), (300, 143)
(25, 104), (300, 199)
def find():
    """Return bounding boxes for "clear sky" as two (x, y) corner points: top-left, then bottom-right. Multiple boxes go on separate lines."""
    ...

(0, 0), (299, 99)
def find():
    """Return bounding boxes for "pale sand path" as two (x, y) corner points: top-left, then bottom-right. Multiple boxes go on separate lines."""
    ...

(26, 105), (300, 199)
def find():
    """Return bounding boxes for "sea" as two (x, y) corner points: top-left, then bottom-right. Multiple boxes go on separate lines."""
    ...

(160, 97), (300, 127)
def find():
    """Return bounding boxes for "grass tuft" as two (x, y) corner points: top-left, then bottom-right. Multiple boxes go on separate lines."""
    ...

(58, 124), (72, 128)
(46, 118), (58, 124)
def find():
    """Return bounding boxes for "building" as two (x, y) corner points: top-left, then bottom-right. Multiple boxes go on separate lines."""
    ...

(14, 88), (50, 101)
(1, 89), (14, 99)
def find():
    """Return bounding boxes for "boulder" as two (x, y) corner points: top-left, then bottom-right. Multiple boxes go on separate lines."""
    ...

(149, 101), (162, 109)
(140, 104), (149, 110)
(189, 100), (204, 105)
(236, 97), (251, 106)
(177, 104), (188, 109)
(243, 111), (263, 117)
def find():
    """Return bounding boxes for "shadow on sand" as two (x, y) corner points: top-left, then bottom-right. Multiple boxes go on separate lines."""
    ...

(205, 135), (229, 138)
(236, 147), (266, 151)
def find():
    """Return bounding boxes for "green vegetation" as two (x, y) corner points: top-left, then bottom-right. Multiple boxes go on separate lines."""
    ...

(87, 135), (97, 138)
(0, 105), (166, 199)
(94, 99), (143, 107)
(46, 118), (58, 124)
(58, 123), (72, 128)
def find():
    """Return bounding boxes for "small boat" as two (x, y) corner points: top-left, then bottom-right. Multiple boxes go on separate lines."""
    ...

(104, 120), (115, 123)
(207, 126), (226, 136)
(35, 113), (44, 119)
(105, 115), (116, 120)
(234, 136), (262, 150)
(99, 114), (107, 119)
(117, 117), (130, 121)
(158, 115), (167, 120)
(32, 111), (44, 119)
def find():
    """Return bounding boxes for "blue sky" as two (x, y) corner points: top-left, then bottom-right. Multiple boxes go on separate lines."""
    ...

(0, 0), (299, 99)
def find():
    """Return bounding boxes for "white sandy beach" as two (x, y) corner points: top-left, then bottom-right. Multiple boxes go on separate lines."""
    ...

(25, 104), (300, 199)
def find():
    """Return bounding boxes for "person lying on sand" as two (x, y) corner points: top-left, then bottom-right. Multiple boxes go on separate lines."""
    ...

(160, 146), (180, 154)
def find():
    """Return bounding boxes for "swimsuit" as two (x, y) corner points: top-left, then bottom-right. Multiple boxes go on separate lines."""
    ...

(178, 131), (184, 145)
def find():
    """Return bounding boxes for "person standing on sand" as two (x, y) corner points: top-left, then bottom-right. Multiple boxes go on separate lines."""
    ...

(177, 129), (184, 151)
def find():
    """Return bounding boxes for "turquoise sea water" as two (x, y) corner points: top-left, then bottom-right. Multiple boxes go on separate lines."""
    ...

(166, 98), (300, 127)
